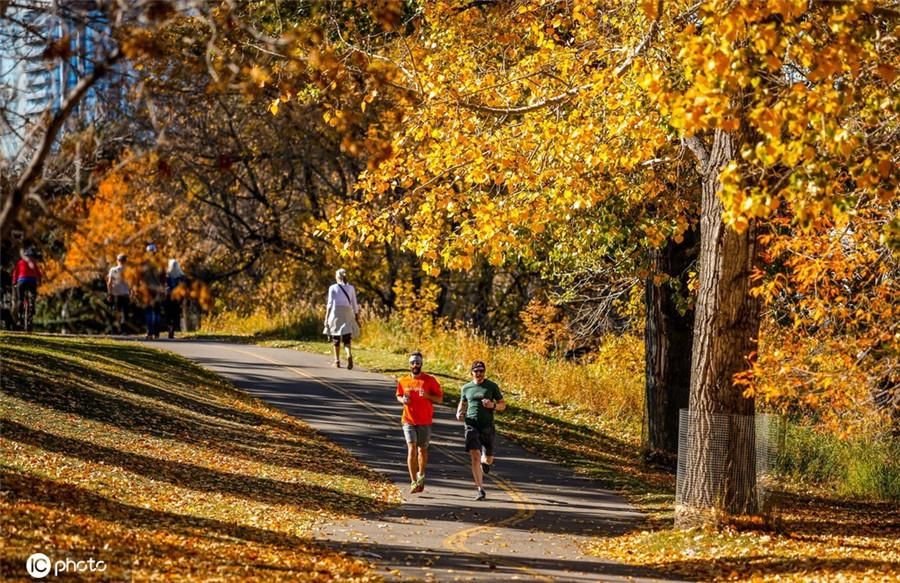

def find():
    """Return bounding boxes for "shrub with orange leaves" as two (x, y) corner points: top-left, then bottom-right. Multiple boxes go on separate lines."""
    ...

(519, 298), (571, 358)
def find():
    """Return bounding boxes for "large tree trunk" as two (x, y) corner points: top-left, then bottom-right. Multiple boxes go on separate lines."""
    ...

(643, 227), (698, 465)
(679, 130), (762, 525)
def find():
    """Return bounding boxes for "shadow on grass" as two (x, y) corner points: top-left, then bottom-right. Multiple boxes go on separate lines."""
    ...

(498, 404), (675, 525)
(0, 468), (323, 557)
(1, 337), (374, 480)
(5, 340), (269, 428)
(647, 555), (899, 581)
(0, 468), (673, 581)
(3, 421), (373, 512)
(772, 491), (900, 538)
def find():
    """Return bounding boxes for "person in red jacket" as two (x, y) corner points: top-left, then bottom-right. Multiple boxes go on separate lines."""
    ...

(12, 247), (41, 331)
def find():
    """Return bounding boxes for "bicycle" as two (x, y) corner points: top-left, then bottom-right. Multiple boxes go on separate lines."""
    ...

(16, 287), (36, 332)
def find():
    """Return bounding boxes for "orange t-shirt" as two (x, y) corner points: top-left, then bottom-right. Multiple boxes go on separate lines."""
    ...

(396, 373), (442, 425)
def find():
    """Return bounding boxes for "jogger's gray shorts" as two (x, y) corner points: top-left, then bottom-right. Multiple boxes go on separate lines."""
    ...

(403, 424), (432, 447)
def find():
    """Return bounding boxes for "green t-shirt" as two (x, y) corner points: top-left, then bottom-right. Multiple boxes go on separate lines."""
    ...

(460, 379), (503, 429)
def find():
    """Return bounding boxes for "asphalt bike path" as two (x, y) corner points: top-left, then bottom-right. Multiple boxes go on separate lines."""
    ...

(160, 340), (681, 582)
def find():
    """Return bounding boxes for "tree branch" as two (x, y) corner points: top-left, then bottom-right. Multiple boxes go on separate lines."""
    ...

(0, 48), (121, 239)
(458, 83), (591, 115)
(454, 0), (663, 116)
(613, 0), (664, 77)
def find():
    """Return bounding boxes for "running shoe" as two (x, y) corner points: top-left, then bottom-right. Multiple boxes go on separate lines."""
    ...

(475, 487), (486, 501)
(481, 461), (492, 474)
(412, 475), (425, 493)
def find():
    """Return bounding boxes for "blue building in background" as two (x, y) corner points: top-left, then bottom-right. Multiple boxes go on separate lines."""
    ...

(0, 0), (118, 162)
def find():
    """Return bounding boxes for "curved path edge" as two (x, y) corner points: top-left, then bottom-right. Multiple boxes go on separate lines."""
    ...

(159, 339), (684, 582)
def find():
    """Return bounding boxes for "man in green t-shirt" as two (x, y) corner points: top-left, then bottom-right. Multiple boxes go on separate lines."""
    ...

(455, 360), (506, 500)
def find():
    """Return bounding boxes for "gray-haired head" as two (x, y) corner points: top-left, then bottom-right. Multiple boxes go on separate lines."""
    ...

(335, 268), (348, 284)
(168, 259), (184, 278)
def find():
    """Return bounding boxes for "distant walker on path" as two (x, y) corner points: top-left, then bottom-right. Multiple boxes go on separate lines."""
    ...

(107, 253), (130, 335)
(396, 351), (443, 494)
(323, 268), (360, 369)
(139, 243), (165, 339)
(456, 360), (506, 500)
(164, 258), (186, 339)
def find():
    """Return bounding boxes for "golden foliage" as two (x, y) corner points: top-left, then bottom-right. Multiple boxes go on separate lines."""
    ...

(303, 0), (897, 430)
(518, 298), (571, 358)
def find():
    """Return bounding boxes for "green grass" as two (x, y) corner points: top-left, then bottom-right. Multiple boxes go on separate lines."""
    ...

(777, 423), (900, 501)
(0, 332), (398, 581)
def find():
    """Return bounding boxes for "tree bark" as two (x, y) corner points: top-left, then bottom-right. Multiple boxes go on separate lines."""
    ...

(643, 227), (698, 465)
(679, 129), (762, 524)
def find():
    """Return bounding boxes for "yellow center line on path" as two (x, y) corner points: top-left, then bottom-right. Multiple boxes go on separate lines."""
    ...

(220, 346), (552, 582)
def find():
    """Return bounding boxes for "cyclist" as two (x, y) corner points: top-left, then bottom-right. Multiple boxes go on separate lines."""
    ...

(12, 247), (42, 331)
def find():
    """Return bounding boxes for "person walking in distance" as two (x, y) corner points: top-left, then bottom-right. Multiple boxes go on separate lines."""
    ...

(139, 243), (165, 339)
(107, 253), (131, 334)
(396, 352), (443, 494)
(456, 360), (506, 500)
(323, 268), (360, 369)
(164, 258), (186, 339)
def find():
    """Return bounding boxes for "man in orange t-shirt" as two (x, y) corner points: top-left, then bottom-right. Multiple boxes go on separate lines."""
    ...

(396, 351), (443, 493)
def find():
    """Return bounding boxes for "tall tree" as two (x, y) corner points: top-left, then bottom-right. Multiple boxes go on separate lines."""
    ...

(313, 0), (896, 522)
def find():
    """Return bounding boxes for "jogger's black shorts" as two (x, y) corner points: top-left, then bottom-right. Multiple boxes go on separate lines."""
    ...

(464, 424), (495, 456)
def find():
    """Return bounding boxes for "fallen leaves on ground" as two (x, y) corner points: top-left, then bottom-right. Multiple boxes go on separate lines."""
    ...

(585, 482), (899, 581)
(1, 333), (400, 581)
(489, 373), (899, 581)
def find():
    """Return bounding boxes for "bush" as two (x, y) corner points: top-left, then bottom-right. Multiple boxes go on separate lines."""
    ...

(777, 423), (900, 501)
(204, 303), (322, 340)
(843, 438), (900, 500)
(363, 314), (645, 432)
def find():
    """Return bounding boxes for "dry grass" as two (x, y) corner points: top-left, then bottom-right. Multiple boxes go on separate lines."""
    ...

(361, 318), (645, 435)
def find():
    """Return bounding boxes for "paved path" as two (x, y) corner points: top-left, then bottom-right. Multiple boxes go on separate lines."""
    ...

(160, 340), (678, 582)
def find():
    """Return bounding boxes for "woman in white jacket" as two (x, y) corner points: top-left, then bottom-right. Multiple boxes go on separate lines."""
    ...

(323, 268), (360, 369)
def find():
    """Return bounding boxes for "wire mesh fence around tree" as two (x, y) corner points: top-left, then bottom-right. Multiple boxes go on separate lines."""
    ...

(675, 409), (784, 528)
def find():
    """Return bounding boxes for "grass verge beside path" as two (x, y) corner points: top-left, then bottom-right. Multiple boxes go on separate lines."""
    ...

(1, 333), (399, 581)
(263, 338), (900, 583)
(257, 338), (675, 522)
